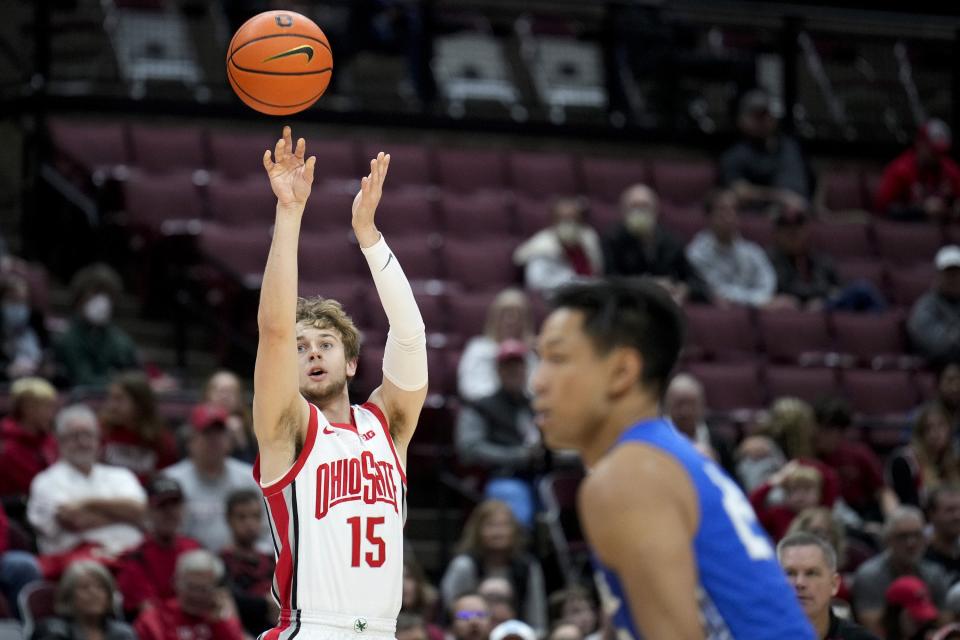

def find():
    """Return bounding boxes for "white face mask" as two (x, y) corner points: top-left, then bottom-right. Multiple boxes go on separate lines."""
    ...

(625, 206), (656, 236)
(554, 221), (581, 245)
(82, 294), (112, 326)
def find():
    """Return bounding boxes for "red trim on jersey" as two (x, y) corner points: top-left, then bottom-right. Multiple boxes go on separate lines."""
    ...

(257, 404), (319, 497)
(328, 407), (359, 435)
(266, 491), (294, 610)
(362, 402), (407, 485)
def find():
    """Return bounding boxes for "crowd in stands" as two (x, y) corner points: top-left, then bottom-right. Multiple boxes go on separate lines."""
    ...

(1, 93), (960, 638)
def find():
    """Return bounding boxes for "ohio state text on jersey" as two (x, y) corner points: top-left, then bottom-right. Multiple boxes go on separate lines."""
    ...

(253, 402), (407, 625)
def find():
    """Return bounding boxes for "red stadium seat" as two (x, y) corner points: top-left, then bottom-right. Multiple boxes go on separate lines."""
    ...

(207, 176), (276, 229)
(360, 141), (433, 187)
(874, 221), (946, 267)
(447, 290), (497, 339)
(299, 188), (361, 234)
(765, 366), (840, 404)
(208, 130), (278, 179)
(361, 289), (447, 336)
(299, 233), (365, 282)
(298, 280), (366, 322)
(659, 205), (705, 243)
(442, 237), (519, 291)
(311, 139), (362, 184)
(834, 259), (885, 290)
(380, 234), (443, 282)
(820, 168), (865, 212)
(198, 225), (271, 285)
(374, 189), (439, 236)
(831, 311), (908, 369)
(581, 157), (649, 202)
(888, 265), (936, 307)
(440, 192), (516, 238)
(352, 345), (385, 399)
(809, 221), (874, 260)
(48, 118), (129, 173)
(130, 124), (205, 173)
(123, 173), (204, 231)
(515, 197), (554, 237)
(650, 159), (717, 208)
(436, 148), (508, 193)
(508, 151), (579, 198)
(684, 362), (764, 411)
(739, 215), (774, 247)
(841, 369), (919, 416)
(756, 310), (832, 364)
(588, 201), (622, 234)
(18, 581), (56, 635)
(683, 305), (756, 361)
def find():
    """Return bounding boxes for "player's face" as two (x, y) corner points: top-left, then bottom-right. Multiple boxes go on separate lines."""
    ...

(780, 545), (838, 621)
(532, 309), (615, 451)
(296, 324), (357, 404)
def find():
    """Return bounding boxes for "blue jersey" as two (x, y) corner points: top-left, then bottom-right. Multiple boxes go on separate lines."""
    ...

(592, 418), (815, 640)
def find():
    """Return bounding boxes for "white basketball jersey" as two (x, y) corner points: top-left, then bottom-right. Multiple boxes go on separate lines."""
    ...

(254, 401), (406, 635)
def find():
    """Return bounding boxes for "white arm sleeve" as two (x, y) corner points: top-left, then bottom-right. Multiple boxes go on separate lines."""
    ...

(360, 234), (428, 391)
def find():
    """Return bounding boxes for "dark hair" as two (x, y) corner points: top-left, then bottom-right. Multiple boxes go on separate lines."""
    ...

(103, 370), (162, 442)
(226, 488), (262, 517)
(69, 262), (123, 308)
(703, 188), (737, 217)
(549, 278), (684, 397)
(548, 585), (596, 623)
(925, 484), (960, 516)
(813, 396), (853, 429)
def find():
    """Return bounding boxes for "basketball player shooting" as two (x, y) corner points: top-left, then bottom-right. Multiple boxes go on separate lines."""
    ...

(531, 279), (814, 640)
(253, 126), (427, 640)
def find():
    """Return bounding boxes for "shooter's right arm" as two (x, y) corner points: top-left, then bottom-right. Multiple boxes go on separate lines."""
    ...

(253, 127), (314, 452)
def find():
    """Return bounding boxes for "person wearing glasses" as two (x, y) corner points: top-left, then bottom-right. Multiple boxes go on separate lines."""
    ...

(448, 594), (493, 640)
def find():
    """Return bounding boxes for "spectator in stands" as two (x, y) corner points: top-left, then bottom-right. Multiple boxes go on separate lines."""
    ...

(875, 119), (960, 221)
(27, 404), (146, 570)
(883, 576), (942, 640)
(664, 373), (735, 473)
(0, 376), (58, 498)
(479, 576), (518, 629)
(448, 593), (493, 640)
(735, 433), (787, 493)
(114, 476), (201, 619)
(777, 533), (877, 640)
(204, 369), (256, 462)
(402, 557), (443, 640)
(0, 272), (47, 381)
(685, 189), (781, 308)
(853, 507), (950, 634)
(788, 506), (873, 578)
(219, 489), (276, 636)
(814, 396), (897, 524)
(602, 184), (708, 303)
(54, 263), (139, 388)
(0, 500), (42, 619)
(441, 499), (547, 636)
(100, 370), (177, 484)
(457, 288), (537, 402)
(455, 340), (542, 528)
(513, 198), (603, 292)
(909, 246), (960, 367)
(767, 203), (886, 313)
(750, 461), (825, 541)
(924, 485), (960, 585)
(162, 403), (264, 552)
(133, 549), (245, 640)
(30, 560), (136, 640)
(547, 586), (598, 639)
(489, 620), (537, 640)
(548, 623), (584, 640)
(719, 89), (813, 211)
(397, 612), (431, 640)
(934, 362), (960, 431)
(887, 403), (959, 507)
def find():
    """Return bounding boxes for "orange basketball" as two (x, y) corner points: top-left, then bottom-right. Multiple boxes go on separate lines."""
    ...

(226, 10), (333, 116)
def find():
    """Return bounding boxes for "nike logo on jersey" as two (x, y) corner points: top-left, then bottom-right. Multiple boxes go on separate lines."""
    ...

(316, 451), (398, 519)
(262, 45), (315, 63)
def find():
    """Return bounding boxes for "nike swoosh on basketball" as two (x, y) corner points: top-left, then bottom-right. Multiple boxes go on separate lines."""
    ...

(323, 427), (336, 435)
(262, 45), (315, 63)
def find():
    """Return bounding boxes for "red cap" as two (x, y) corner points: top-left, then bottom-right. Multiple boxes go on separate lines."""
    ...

(497, 339), (529, 363)
(918, 119), (952, 154)
(886, 576), (939, 624)
(190, 403), (229, 432)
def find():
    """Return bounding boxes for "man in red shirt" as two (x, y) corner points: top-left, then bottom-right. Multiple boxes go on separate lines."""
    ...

(814, 397), (897, 525)
(133, 548), (245, 640)
(0, 376), (58, 498)
(115, 475), (201, 617)
(875, 119), (960, 221)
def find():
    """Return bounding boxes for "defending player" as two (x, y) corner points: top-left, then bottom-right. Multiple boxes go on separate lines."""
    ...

(253, 126), (427, 639)
(531, 278), (814, 640)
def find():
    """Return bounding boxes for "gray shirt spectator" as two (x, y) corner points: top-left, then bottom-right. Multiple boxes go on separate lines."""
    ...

(686, 190), (777, 307)
(908, 246), (960, 366)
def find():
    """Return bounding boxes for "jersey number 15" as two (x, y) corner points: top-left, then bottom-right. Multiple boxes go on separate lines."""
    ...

(348, 516), (386, 568)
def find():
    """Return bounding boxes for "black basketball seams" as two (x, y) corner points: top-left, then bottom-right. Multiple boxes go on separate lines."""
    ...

(229, 57), (332, 76)
(227, 63), (330, 109)
(228, 32), (332, 61)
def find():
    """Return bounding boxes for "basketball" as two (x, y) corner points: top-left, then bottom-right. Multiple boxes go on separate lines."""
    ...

(226, 10), (333, 116)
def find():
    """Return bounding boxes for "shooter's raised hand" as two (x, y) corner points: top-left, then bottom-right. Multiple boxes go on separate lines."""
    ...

(352, 152), (390, 242)
(263, 125), (316, 208)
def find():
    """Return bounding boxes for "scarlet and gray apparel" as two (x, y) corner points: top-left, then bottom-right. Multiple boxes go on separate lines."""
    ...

(253, 402), (407, 640)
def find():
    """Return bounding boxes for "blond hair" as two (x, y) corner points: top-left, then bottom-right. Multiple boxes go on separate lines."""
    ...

(296, 297), (361, 361)
(783, 465), (822, 490)
(788, 506), (847, 567)
(10, 377), (57, 419)
(765, 397), (816, 459)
